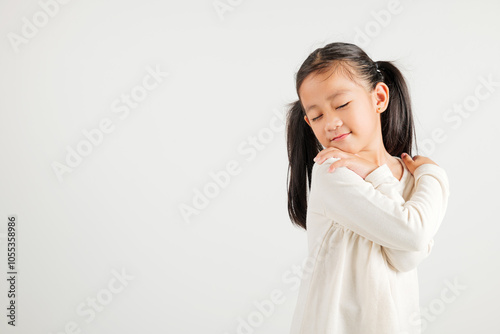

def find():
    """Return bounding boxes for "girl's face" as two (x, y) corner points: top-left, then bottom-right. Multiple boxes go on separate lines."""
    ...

(299, 68), (389, 154)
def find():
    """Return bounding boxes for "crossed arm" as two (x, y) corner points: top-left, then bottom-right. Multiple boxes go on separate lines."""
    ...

(310, 157), (450, 272)
(364, 162), (436, 272)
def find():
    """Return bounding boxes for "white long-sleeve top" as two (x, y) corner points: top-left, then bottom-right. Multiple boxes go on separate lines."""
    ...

(289, 156), (450, 334)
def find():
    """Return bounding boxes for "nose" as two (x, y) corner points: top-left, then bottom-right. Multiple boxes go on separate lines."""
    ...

(324, 112), (342, 131)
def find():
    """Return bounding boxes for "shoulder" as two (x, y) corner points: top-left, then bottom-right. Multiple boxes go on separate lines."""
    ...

(312, 157), (363, 184)
(413, 163), (450, 196)
(413, 163), (449, 182)
(312, 157), (340, 174)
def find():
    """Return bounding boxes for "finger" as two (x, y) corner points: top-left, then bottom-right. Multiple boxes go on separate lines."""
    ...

(314, 148), (341, 164)
(401, 152), (413, 162)
(315, 154), (338, 164)
(327, 159), (346, 173)
(314, 146), (352, 164)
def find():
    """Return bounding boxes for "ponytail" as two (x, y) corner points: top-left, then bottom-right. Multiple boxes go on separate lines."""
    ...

(286, 100), (323, 230)
(375, 61), (418, 157)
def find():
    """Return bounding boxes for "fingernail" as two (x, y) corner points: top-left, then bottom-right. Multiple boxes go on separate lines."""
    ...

(313, 157), (317, 162)
(401, 153), (407, 158)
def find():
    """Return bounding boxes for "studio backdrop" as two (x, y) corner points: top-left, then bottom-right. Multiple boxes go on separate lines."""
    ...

(0, 0), (498, 333)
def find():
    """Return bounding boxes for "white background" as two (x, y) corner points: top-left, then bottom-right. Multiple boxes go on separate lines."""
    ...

(0, 0), (499, 333)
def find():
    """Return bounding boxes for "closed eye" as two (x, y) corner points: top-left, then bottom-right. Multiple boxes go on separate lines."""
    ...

(338, 101), (350, 109)
(311, 102), (350, 121)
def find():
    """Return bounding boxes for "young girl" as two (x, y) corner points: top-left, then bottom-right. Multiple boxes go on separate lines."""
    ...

(285, 42), (450, 334)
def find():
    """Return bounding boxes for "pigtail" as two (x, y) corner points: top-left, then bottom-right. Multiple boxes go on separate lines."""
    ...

(375, 61), (418, 157)
(286, 100), (323, 230)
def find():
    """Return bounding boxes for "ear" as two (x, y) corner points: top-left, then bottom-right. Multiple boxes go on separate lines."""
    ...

(304, 115), (311, 127)
(373, 82), (389, 113)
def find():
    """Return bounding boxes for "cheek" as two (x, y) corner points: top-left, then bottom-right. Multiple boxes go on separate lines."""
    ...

(312, 124), (324, 136)
(350, 111), (374, 134)
(312, 127), (329, 145)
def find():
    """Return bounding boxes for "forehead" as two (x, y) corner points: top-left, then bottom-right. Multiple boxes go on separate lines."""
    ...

(300, 70), (360, 100)
(299, 69), (365, 112)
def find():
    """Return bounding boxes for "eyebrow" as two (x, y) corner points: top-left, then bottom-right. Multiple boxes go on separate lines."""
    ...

(304, 90), (350, 114)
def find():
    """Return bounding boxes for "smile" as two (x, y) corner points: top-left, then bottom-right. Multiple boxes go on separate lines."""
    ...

(331, 132), (350, 141)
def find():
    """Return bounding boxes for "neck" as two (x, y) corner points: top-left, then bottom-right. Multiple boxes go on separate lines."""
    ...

(355, 137), (392, 167)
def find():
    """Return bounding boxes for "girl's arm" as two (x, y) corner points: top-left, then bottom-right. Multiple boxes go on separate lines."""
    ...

(383, 239), (434, 272)
(309, 157), (450, 252)
(364, 164), (435, 272)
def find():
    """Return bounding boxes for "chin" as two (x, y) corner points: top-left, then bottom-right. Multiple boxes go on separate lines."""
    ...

(327, 143), (356, 153)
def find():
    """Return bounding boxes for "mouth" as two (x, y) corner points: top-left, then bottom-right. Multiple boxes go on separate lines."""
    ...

(331, 132), (351, 141)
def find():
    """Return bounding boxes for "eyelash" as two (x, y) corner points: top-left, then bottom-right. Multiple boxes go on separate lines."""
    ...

(311, 102), (350, 121)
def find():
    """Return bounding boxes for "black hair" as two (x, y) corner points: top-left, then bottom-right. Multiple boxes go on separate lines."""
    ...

(286, 41), (418, 230)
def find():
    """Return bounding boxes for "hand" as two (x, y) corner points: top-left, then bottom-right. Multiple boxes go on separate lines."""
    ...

(314, 147), (380, 179)
(401, 153), (439, 175)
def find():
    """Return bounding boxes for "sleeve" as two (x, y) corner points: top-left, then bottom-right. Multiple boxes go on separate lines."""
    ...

(383, 239), (434, 272)
(364, 163), (435, 272)
(310, 157), (450, 252)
